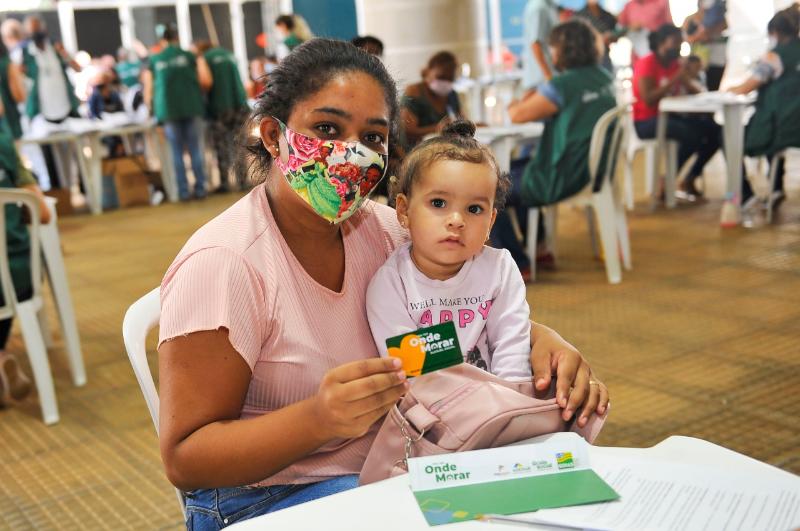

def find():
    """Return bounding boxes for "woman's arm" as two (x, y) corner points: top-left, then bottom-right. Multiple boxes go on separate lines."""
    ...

(531, 41), (553, 82)
(7, 63), (26, 103)
(508, 91), (559, 123)
(196, 55), (213, 92)
(638, 70), (682, 108)
(728, 76), (762, 95)
(400, 107), (442, 139)
(158, 329), (407, 491)
(529, 322), (609, 427)
(21, 183), (52, 224)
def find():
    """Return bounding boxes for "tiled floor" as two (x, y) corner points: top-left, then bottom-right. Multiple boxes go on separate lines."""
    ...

(0, 155), (798, 529)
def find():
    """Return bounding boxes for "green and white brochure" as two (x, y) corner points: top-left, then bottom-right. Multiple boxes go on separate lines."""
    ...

(407, 434), (619, 526)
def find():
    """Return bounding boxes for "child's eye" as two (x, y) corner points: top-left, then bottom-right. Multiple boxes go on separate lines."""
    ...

(431, 198), (446, 208)
(468, 205), (484, 214)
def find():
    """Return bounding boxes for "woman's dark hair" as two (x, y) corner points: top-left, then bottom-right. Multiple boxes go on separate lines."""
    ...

(768, 9), (800, 38)
(548, 19), (599, 71)
(275, 15), (295, 30)
(648, 24), (683, 52)
(242, 38), (399, 182)
(352, 35), (384, 55)
(391, 120), (510, 210)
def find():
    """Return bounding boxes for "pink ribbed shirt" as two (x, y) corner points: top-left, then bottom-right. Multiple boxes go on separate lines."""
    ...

(158, 185), (407, 486)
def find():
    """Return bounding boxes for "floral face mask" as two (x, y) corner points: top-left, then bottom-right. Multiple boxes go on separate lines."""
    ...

(273, 119), (388, 224)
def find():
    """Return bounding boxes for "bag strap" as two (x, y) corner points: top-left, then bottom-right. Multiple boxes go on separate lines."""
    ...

(404, 403), (439, 432)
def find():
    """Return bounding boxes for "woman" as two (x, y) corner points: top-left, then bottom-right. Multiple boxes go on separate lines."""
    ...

(400, 51), (461, 149)
(632, 24), (720, 198)
(0, 130), (51, 406)
(730, 8), (800, 212)
(495, 19), (617, 277)
(0, 40), (25, 140)
(683, 0), (728, 91)
(576, 0), (624, 71)
(158, 39), (608, 529)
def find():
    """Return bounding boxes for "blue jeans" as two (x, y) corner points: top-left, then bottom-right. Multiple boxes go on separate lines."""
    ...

(184, 475), (359, 529)
(164, 118), (207, 199)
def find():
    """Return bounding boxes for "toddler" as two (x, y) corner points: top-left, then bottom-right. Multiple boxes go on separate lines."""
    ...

(366, 120), (532, 380)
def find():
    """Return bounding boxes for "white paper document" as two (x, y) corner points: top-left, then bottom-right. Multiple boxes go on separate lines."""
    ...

(509, 455), (800, 531)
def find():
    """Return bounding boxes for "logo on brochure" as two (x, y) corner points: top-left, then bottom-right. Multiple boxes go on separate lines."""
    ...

(556, 452), (575, 469)
(494, 465), (508, 476)
(531, 459), (553, 471)
(512, 463), (531, 473)
(424, 462), (472, 484)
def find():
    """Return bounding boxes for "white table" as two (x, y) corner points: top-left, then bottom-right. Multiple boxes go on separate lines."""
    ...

(230, 435), (799, 530)
(655, 92), (754, 226)
(39, 196), (85, 387)
(475, 123), (544, 174)
(82, 118), (178, 213)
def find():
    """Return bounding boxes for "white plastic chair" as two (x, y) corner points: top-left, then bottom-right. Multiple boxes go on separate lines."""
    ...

(0, 188), (58, 424)
(766, 148), (797, 223)
(122, 287), (186, 516)
(526, 105), (632, 284)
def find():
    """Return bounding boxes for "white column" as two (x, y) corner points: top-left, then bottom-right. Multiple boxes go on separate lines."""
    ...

(488, 0), (502, 75)
(56, 1), (78, 55)
(354, 0), (367, 35)
(262, 0), (280, 55)
(176, 0), (192, 50)
(230, 0), (249, 81)
(279, 0), (293, 13)
(119, 0), (135, 51)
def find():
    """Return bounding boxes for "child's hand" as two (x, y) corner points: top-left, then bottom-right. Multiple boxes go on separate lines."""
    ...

(529, 323), (609, 428)
(311, 358), (409, 441)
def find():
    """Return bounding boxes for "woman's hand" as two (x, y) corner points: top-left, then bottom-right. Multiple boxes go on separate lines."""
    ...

(311, 358), (409, 440)
(529, 322), (609, 428)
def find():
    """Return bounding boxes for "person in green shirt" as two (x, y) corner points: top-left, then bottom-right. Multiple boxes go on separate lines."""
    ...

(193, 40), (249, 192)
(142, 24), (212, 200)
(0, 130), (51, 407)
(0, 40), (26, 140)
(275, 15), (305, 54)
(115, 47), (142, 88)
(492, 19), (616, 277)
(729, 8), (800, 214)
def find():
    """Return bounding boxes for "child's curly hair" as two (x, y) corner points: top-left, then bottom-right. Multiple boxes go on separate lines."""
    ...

(390, 120), (511, 210)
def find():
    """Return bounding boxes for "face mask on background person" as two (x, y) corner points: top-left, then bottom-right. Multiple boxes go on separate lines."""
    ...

(272, 118), (388, 224)
(428, 79), (454, 97)
(32, 31), (47, 47)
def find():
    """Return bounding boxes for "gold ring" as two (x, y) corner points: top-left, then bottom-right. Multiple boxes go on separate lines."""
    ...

(589, 380), (600, 386)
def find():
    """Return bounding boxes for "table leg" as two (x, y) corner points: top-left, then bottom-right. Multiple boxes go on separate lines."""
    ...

(720, 103), (744, 227)
(654, 111), (675, 208)
(39, 210), (86, 387)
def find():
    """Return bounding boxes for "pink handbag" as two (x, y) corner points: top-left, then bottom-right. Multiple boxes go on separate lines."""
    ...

(359, 363), (607, 485)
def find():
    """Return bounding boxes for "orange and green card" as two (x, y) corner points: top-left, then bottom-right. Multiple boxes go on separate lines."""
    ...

(385, 321), (463, 378)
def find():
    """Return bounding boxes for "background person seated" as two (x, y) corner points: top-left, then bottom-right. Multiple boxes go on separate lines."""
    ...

(493, 19), (617, 279)
(400, 51), (461, 149)
(730, 7), (800, 213)
(632, 24), (720, 199)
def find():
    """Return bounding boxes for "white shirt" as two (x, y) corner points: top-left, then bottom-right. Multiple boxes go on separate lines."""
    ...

(522, 0), (558, 90)
(29, 41), (71, 121)
(366, 243), (532, 380)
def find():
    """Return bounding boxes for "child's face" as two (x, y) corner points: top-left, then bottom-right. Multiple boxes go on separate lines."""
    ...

(686, 61), (702, 78)
(396, 159), (497, 280)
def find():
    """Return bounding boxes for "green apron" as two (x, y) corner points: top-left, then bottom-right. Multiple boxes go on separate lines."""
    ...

(521, 65), (616, 207)
(116, 60), (142, 88)
(0, 130), (32, 298)
(745, 38), (800, 157)
(22, 42), (79, 120)
(203, 47), (247, 119)
(150, 44), (205, 123)
(0, 56), (23, 139)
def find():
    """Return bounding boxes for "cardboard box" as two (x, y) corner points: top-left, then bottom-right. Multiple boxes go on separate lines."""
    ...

(102, 156), (151, 208)
(43, 188), (74, 216)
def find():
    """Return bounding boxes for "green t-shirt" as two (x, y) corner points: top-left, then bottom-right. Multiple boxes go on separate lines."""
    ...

(203, 47), (247, 118)
(150, 44), (205, 123)
(522, 65), (616, 207)
(116, 60), (142, 88)
(284, 34), (303, 51)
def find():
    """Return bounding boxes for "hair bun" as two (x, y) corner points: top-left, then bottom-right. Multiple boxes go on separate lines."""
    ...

(442, 119), (476, 139)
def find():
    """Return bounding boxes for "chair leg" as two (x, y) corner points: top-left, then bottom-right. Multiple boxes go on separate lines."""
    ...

(527, 207), (539, 282)
(544, 205), (558, 259)
(623, 153), (635, 210)
(615, 199), (633, 271)
(644, 146), (655, 196)
(664, 142), (678, 208)
(17, 301), (59, 425)
(585, 205), (600, 258)
(593, 189), (622, 284)
(767, 151), (785, 224)
(37, 304), (54, 349)
(44, 251), (87, 387)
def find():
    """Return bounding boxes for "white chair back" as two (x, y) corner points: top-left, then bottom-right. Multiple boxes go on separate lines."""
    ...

(122, 287), (161, 431)
(122, 287), (186, 516)
(588, 105), (627, 193)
